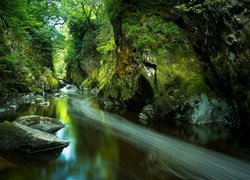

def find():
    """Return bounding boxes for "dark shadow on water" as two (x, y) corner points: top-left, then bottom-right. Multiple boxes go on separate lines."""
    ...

(0, 93), (249, 180)
(0, 148), (63, 167)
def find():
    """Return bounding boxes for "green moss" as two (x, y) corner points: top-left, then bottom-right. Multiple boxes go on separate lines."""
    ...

(75, 6), (212, 111)
(40, 69), (59, 89)
(175, 0), (228, 14)
(139, 45), (212, 107)
(122, 12), (183, 49)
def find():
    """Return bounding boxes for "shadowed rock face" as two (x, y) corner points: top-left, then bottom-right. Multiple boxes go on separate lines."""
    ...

(0, 121), (69, 153)
(15, 115), (65, 133)
(176, 0), (250, 123)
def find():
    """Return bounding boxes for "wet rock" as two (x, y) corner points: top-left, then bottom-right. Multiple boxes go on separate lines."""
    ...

(15, 115), (65, 133)
(139, 104), (154, 125)
(0, 121), (69, 153)
(59, 84), (78, 94)
(177, 0), (250, 123)
(139, 95), (174, 125)
(2, 93), (47, 112)
(183, 94), (231, 125)
(65, 84), (77, 90)
(103, 99), (116, 110)
(58, 79), (67, 89)
(55, 93), (60, 98)
(153, 95), (175, 120)
(90, 87), (99, 96)
(33, 95), (44, 103)
(39, 101), (50, 106)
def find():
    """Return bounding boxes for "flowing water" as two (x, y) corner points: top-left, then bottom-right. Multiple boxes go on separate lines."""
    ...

(0, 91), (250, 180)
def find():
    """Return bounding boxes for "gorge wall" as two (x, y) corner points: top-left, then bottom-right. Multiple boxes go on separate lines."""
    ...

(63, 0), (250, 128)
(0, 0), (59, 101)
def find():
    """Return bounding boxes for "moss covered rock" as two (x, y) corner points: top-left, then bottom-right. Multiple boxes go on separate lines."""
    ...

(40, 68), (59, 91)
(0, 121), (69, 153)
(81, 5), (213, 116)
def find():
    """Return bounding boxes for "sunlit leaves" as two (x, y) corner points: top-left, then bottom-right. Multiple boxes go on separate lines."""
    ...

(96, 18), (115, 54)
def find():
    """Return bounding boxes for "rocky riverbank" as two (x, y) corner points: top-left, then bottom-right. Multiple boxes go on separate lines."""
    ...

(0, 115), (68, 153)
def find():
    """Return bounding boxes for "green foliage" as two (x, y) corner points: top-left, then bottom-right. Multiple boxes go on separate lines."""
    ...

(61, 0), (116, 84)
(96, 19), (115, 54)
(0, 0), (65, 97)
(176, 0), (228, 13)
(0, 0), (40, 28)
(40, 68), (59, 89)
(122, 13), (183, 49)
(104, 0), (123, 19)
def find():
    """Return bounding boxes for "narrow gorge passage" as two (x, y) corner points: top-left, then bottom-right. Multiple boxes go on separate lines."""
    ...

(1, 0), (250, 179)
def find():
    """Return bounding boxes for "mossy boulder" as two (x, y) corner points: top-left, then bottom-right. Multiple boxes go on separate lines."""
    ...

(0, 121), (69, 153)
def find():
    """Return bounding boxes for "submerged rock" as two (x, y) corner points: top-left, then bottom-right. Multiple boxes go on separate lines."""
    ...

(15, 115), (64, 133)
(0, 121), (69, 153)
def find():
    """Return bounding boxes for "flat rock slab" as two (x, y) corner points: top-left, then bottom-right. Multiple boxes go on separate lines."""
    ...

(15, 115), (64, 133)
(0, 121), (69, 153)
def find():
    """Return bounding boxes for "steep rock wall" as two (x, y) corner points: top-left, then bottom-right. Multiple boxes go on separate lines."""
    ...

(175, 0), (250, 125)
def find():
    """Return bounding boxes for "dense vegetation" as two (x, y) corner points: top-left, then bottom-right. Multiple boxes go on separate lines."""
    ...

(0, 0), (249, 131)
(0, 0), (62, 98)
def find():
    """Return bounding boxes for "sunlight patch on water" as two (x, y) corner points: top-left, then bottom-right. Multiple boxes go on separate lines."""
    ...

(56, 98), (71, 124)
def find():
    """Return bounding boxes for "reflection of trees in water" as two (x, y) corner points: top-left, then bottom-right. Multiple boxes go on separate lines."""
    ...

(56, 96), (119, 180)
(57, 122), (119, 179)
(16, 98), (57, 118)
(56, 98), (71, 124)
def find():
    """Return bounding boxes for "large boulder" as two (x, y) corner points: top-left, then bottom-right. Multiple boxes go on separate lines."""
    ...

(15, 115), (64, 133)
(0, 121), (69, 153)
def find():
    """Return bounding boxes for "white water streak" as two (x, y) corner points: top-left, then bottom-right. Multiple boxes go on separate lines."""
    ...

(70, 98), (250, 179)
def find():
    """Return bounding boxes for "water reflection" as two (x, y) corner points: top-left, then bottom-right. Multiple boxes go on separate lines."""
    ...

(0, 148), (63, 166)
(55, 97), (119, 180)
(0, 93), (250, 180)
(70, 98), (250, 180)
(56, 98), (71, 124)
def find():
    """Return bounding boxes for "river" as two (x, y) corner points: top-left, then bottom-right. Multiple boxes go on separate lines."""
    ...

(0, 90), (250, 180)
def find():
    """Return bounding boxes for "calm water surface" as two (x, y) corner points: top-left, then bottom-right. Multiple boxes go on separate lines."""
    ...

(0, 92), (249, 180)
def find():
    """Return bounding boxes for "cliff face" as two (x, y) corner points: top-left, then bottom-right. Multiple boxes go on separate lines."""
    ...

(78, 0), (249, 127)
(83, 1), (214, 117)
(176, 0), (250, 124)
